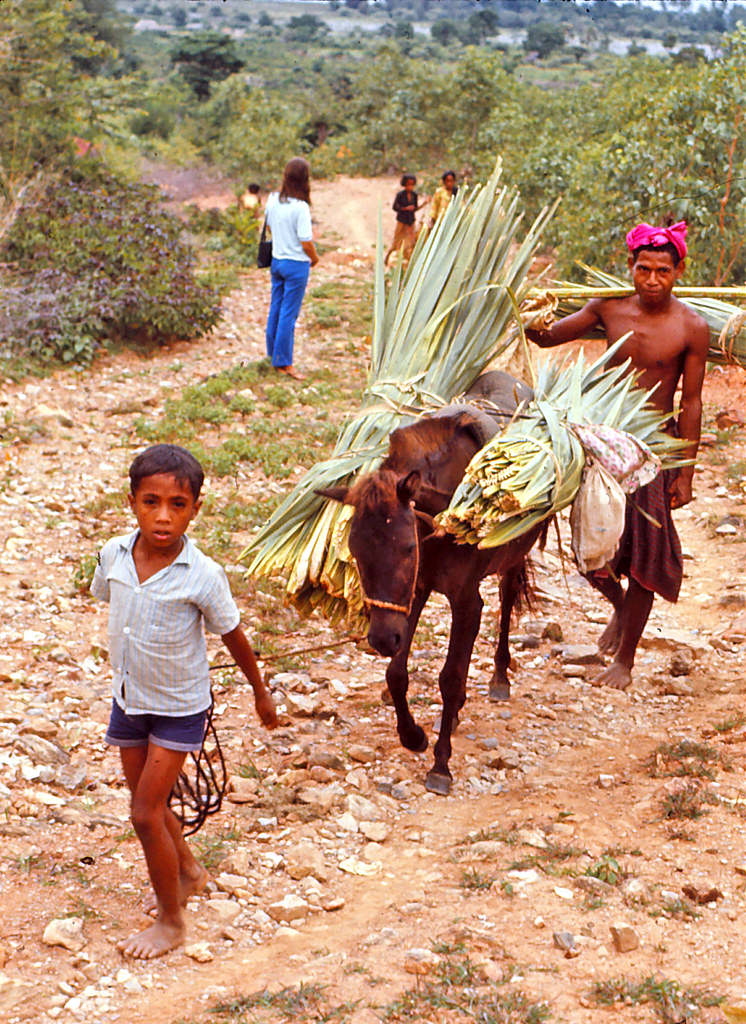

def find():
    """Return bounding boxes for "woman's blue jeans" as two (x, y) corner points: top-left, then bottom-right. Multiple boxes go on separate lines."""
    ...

(265, 258), (310, 368)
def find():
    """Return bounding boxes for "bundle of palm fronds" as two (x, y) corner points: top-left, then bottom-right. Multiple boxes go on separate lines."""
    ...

(529, 264), (746, 367)
(437, 339), (685, 548)
(242, 160), (556, 624)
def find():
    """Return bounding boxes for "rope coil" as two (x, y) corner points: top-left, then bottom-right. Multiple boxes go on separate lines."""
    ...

(168, 694), (227, 837)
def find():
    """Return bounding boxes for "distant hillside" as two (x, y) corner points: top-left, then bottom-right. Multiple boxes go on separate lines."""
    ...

(114, 0), (746, 45)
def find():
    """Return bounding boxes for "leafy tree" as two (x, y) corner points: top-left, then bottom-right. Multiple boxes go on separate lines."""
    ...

(467, 8), (499, 42)
(524, 21), (565, 59)
(672, 45), (706, 66)
(0, 0), (114, 202)
(431, 18), (460, 46)
(68, 0), (132, 73)
(285, 14), (329, 42)
(170, 31), (244, 100)
(506, 32), (746, 284)
(199, 77), (308, 181)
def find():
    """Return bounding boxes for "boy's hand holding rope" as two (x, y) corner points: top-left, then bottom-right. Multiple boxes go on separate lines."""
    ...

(168, 634), (360, 835)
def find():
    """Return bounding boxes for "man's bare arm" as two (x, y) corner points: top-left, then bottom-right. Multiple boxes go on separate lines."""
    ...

(525, 299), (603, 348)
(671, 319), (709, 509)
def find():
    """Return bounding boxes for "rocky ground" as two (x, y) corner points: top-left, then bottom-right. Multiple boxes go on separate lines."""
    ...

(1, 181), (746, 1024)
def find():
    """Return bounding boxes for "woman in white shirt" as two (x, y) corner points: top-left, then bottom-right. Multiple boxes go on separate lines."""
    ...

(264, 157), (319, 380)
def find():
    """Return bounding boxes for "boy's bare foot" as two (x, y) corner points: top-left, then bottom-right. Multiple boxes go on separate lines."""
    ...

(118, 918), (185, 959)
(597, 612), (622, 655)
(591, 661), (632, 691)
(144, 864), (208, 916)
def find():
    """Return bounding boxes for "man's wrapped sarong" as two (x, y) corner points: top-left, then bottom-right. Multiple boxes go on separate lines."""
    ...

(601, 468), (683, 603)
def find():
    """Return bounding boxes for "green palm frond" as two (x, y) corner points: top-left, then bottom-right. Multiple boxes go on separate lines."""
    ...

(438, 340), (685, 549)
(241, 161), (556, 625)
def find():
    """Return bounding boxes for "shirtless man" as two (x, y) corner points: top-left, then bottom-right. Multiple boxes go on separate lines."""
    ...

(526, 221), (710, 689)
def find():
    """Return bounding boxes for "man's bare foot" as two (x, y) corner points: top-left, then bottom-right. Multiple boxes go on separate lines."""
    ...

(144, 864), (208, 916)
(597, 612), (622, 655)
(591, 661), (632, 691)
(277, 365), (305, 381)
(118, 918), (185, 959)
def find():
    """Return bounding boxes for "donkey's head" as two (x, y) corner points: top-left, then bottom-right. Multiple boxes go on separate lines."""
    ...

(318, 468), (421, 657)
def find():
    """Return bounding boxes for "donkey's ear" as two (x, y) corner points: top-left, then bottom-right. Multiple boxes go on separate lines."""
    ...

(315, 486), (351, 505)
(396, 470), (421, 505)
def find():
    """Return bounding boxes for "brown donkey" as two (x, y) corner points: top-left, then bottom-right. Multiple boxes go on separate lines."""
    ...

(320, 376), (546, 794)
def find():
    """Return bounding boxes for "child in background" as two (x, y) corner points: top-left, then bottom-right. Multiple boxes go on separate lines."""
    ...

(91, 444), (277, 959)
(384, 173), (429, 266)
(239, 182), (261, 211)
(428, 169), (458, 229)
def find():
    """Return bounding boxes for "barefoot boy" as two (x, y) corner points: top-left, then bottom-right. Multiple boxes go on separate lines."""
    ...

(91, 444), (277, 959)
(526, 221), (709, 690)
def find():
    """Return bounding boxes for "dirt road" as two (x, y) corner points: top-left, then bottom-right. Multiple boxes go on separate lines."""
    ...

(1, 178), (746, 1024)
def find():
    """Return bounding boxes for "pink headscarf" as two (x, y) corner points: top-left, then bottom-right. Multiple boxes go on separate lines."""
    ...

(626, 221), (687, 260)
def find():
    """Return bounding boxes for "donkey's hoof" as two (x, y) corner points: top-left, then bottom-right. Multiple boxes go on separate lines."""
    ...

(489, 681), (510, 702)
(400, 726), (428, 754)
(425, 771), (452, 796)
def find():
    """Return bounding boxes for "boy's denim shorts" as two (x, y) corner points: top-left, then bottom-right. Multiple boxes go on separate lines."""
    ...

(105, 700), (208, 753)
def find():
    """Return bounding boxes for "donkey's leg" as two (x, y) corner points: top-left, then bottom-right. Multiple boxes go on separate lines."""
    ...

(489, 564), (522, 702)
(426, 589), (483, 795)
(385, 590), (429, 754)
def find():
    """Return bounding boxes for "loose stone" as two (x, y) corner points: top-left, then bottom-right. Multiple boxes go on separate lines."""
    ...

(609, 923), (640, 953)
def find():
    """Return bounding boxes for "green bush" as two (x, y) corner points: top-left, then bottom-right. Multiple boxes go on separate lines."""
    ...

(1, 161), (221, 364)
(185, 203), (261, 267)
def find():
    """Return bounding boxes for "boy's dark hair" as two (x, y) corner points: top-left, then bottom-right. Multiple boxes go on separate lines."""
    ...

(248, 182), (260, 194)
(631, 242), (681, 267)
(441, 169), (456, 181)
(129, 444), (204, 500)
(400, 173), (416, 187)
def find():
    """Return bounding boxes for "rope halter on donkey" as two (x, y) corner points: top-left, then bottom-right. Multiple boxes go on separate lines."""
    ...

(359, 506), (421, 618)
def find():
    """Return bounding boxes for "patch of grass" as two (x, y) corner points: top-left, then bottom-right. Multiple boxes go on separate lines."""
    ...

(307, 279), (373, 337)
(712, 710), (746, 733)
(726, 458), (746, 480)
(646, 739), (729, 780)
(508, 841), (583, 877)
(585, 853), (625, 886)
(714, 426), (739, 447)
(461, 825), (520, 847)
(132, 356), (363, 484)
(84, 487), (128, 518)
(590, 974), (722, 1023)
(15, 852), (44, 874)
(193, 826), (241, 872)
(66, 898), (102, 921)
(460, 867), (495, 893)
(660, 782), (718, 820)
(648, 896), (701, 921)
(380, 944), (550, 1022)
(193, 495), (281, 559)
(667, 827), (696, 842)
(72, 553), (98, 593)
(581, 894), (607, 912)
(209, 983), (358, 1022)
